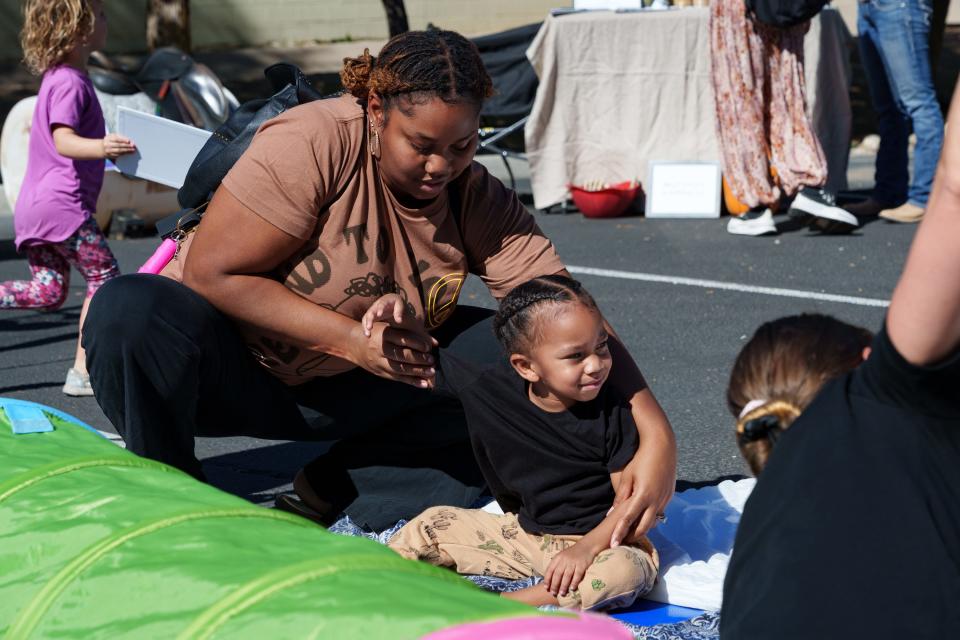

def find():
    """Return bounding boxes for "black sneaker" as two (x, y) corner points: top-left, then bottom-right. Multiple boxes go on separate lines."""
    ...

(790, 188), (859, 231)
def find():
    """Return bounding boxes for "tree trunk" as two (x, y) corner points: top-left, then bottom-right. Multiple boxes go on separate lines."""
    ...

(146, 0), (191, 52)
(381, 0), (409, 38)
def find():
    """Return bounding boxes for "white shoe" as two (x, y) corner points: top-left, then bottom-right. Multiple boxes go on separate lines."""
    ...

(63, 368), (94, 397)
(790, 189), (859, 227)
(727, 209), (777, 236)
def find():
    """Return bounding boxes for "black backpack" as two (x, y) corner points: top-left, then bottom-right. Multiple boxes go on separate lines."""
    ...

(176, 63), (329, 210)
(745, 0), (830, 28)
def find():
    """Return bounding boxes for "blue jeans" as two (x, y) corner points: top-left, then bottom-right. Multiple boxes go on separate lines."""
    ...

(857, 0), (944, 207)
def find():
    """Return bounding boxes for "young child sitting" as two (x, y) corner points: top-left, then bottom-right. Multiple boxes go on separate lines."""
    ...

(725, 313), (873, 475)
(363, 275), (659, 611)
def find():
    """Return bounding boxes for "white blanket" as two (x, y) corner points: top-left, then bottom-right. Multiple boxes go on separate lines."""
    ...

(645, 478), (755, 611)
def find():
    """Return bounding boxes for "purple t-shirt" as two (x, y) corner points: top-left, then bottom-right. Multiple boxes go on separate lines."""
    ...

(14, 65), (105, 249)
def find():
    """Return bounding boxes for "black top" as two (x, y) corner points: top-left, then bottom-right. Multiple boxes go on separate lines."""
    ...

(722, 327), (960, 638)
(436, 349), (639, 535)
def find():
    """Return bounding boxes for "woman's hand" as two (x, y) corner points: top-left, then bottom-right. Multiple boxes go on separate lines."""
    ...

(352, 293), (438, 388)
(610, 431), (676, 547)
(543, 541), (598, 599)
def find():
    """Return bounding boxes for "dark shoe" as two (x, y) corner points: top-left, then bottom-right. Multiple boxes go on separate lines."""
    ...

(790, 188), (859, 230)
(843, 197), (895, 219)
(274, 494), (332, 527)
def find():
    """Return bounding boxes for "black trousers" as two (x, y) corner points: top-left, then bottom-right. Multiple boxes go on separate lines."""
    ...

(84, 274), (497, 530)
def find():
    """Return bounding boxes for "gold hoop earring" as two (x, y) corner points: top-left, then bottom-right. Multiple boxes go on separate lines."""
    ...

(369, 122), (381, 159)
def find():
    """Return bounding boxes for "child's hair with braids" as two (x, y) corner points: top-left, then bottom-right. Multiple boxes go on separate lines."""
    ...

(494, 275), (600, 354)
(21, 0), (96, 75)
(727, 314), (873, 475)
(340, 28), (494, 117)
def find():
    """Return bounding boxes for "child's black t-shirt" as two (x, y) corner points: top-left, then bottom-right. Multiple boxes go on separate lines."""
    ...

(722, 327), (960, 638)
(435, 349), (639, 536)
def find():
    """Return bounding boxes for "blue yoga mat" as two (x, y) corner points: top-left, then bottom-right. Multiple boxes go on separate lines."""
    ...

(610, 598), (706, 627)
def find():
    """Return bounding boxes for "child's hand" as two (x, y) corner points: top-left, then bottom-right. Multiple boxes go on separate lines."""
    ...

(102, 133), (136, 159)
(362, 293), (409, 337)
(543, 541), (598, 599)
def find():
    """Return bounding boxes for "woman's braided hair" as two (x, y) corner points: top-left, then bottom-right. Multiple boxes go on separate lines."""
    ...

(340, 28), (493, 116)
(494, 275), (599, 354)
(727, 314), (872, 475)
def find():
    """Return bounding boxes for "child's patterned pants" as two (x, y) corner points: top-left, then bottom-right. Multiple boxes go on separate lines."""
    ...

(388, 506), (658, 610)
(1, 218), (119, 309)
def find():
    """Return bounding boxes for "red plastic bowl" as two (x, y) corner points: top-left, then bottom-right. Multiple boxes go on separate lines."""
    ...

(569, 181), (641, 218)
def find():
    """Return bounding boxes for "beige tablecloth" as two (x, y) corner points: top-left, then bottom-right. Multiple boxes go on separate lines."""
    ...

(524, 8), (852, 209)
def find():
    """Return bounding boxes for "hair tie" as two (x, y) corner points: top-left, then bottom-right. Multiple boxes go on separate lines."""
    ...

(740, 414), (780, 443)
(738, 399), (767, 419)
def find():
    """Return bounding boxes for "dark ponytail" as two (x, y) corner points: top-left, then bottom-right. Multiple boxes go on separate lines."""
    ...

(494, 275), (599, 353)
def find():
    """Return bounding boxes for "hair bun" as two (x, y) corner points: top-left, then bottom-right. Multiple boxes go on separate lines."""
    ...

(340, 49), (376, 101)
(736, 399), (801, 446)
(741, 414), (780, 442)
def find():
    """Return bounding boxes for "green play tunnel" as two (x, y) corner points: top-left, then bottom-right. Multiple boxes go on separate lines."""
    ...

(0, 400), (583, 639)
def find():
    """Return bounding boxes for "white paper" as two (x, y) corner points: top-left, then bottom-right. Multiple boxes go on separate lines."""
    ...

(646, 161), (721, 218)
(114, 107), (212, 189)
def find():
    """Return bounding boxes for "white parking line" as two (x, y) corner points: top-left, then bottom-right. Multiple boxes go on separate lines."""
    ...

(567, 265), (890, 308)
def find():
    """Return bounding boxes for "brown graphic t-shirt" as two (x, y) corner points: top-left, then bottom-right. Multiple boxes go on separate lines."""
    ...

(164, 95), (564, 384)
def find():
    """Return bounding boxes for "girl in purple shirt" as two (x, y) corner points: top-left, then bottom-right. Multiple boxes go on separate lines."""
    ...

(3, 0), (135, 395)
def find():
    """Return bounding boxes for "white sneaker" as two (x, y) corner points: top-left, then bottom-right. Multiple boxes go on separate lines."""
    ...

(727, 209), (777, 236)
(63, 368), (94, 397)
(790, 189), (859, 227)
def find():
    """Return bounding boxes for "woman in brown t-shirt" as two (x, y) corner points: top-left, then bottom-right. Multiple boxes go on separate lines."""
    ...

(84, 29), (676, 535)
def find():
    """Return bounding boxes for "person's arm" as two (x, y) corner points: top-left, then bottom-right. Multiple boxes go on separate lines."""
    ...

(183, 186), (436, 387)
(541, 492), (632, 598)
(886, 83), (960, 365)
(51, 125), (135, 160)
(554, 270), (677, 547)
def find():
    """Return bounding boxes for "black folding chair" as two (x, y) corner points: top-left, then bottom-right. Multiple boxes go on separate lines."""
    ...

(472, 23), (541, 192)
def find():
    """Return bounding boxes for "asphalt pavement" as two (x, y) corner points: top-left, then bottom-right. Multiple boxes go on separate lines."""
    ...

(0, 150), (914, 507)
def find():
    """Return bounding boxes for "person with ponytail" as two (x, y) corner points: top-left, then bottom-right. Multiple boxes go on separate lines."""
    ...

(726, 314), (872, 475)
(83, 30), (676, 535)
(369, 275), (659, 611)
(722, 83), (960, 637)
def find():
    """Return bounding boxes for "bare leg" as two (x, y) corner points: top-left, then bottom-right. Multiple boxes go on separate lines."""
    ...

(501, 583), (561, 607)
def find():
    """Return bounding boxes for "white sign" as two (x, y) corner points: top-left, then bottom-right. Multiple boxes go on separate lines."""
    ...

(645, 161), (721, 219)
(114, 107), (212, 189)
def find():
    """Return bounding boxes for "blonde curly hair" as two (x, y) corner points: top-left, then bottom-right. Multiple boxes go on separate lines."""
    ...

(20, 0), (97, 75)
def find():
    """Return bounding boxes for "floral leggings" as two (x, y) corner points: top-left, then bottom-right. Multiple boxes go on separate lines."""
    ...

(0, 218), (120, 310)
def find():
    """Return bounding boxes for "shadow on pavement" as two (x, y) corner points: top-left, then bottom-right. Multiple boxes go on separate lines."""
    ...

(201, 440), (332, 505)
(0, 331), (77, 353)
(0, 381), (62, 393)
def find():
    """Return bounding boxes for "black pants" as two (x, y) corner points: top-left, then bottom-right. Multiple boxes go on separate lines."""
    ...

(84, 274), (497, 530)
